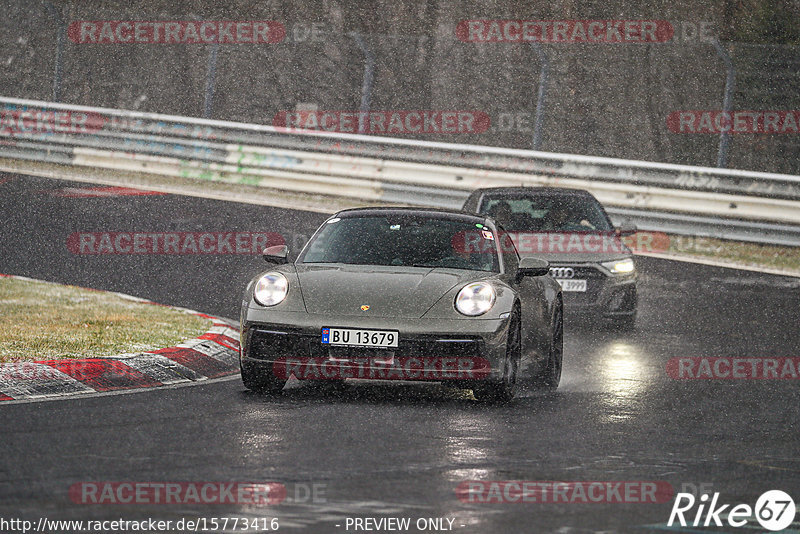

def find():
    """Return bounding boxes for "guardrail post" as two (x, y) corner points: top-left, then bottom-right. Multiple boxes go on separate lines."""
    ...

(713, 39), (736, 169)
(350, 32), (375, 134)
(203, 41), (219, 119)
(42, 1), (65, 102)
(529, 41), (549, 151)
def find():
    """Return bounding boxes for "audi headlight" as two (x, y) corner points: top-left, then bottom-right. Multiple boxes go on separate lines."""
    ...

(253, 272), (289, 306)
(602, 258), (635, 274)
(455, 282), (496, 316)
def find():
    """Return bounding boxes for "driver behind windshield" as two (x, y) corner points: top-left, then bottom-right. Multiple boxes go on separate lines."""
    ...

(488, 200), (513, 227)
(543, 203), (597, 231)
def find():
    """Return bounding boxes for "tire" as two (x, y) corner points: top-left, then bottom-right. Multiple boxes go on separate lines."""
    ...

(533, 302), (563, 389)
(240, 359), (287, 395)
(473, 310), (520, 402)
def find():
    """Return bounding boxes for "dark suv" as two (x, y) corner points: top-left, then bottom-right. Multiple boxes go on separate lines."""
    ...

(463, 187), (637, 329)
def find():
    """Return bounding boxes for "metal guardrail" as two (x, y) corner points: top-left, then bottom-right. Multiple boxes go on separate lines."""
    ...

(2, 96), (800, 246)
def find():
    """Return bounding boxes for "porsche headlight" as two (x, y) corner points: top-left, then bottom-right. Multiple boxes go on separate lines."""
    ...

(602, 258), (635, 274)
(455, 282), (496, 316)
(253, 272), (289, 306)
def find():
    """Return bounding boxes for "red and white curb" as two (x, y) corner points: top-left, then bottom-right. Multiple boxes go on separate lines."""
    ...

(0, 274), (239, 402)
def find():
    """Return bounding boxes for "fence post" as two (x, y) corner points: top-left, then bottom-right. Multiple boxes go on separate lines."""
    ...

(42, 1), (65, 102)
(529, 41), (549, 150)
(350, 32), (375, 134)
(203, 42), (219, 119)
(713, 39), (736, 168)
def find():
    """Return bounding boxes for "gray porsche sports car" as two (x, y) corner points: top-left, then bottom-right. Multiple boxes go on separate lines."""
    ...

(239, 207), (563, 401)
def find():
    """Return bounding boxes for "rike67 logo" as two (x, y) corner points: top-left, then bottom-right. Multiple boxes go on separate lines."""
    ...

(668, 490), (796, 531)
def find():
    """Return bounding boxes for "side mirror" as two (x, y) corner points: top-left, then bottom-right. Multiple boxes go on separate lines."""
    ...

(517, 257), (550, 280)
(262, 245), (289, 264)
(615, 221), (637, 236)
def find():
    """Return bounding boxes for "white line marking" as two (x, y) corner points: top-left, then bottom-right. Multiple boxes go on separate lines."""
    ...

(0, 163), (336, 214)
(635, 251), (800, 278)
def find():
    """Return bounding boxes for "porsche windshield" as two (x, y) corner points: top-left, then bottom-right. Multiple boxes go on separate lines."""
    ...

(300, 215), (500, 272)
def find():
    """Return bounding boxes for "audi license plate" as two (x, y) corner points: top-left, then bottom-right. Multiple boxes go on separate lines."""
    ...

(556, 279), (587, 292)
(322, 328), (399, 348)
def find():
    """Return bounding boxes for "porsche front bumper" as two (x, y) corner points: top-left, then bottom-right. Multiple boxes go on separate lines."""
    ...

(240, 309), (510, 384)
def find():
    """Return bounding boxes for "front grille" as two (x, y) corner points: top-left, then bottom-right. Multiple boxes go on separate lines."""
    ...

(395, 336), (483, 359)
(247, 328), (483, 361)
(248, 329), (324, 360)
(551, 264), (606, 304)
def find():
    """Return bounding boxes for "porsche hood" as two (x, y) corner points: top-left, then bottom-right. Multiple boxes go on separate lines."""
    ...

(294, 264), (484, 318)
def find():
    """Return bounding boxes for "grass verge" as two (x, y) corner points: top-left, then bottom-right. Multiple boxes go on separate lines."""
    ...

(0, 277), (212, 363)
(661, 234), (800, 274)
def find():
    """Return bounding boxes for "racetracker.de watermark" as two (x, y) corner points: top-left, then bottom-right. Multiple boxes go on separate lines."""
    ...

(0, 109), (106, 136)
(456, 20), (674, 43)
(272, 110), (491, 134)
(453, 230), (670, 254)
(0, 360), (140, 382)
(67, 232), (285, 255)
(69, 482), (290, 505)
(456, 481), (674, 503)
(272, 357), (491, 380)
(667, 111), (800, 134)
(667, 358), (800, 379)
(68, 21), (285, 44)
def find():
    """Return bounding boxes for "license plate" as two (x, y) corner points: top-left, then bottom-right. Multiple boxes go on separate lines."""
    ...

(556, 279), (587, 292)
(322, 328), (398, 348)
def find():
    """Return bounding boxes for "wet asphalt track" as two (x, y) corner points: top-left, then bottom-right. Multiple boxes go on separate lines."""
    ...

(1, 173), (799, 533)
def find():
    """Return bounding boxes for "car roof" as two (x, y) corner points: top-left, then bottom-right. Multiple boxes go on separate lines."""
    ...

(334, 206), (489, 224)
(472, 186), (596, 198)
